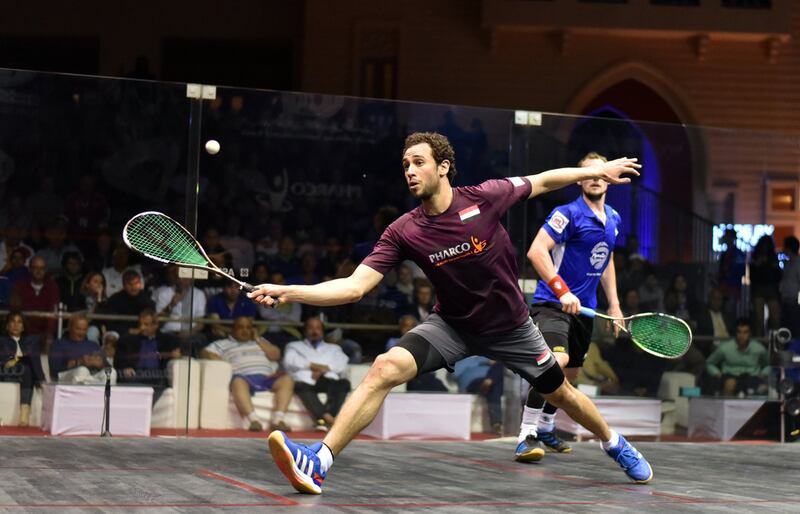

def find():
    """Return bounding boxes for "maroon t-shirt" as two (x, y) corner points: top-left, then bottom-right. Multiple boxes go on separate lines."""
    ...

(362, 177), (532, 335)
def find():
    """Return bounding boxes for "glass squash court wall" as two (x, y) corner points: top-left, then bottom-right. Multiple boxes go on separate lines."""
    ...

(1, 67), (796, 441)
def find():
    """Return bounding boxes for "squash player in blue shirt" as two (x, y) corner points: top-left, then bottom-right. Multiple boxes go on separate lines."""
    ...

(515, 152), (625, 462)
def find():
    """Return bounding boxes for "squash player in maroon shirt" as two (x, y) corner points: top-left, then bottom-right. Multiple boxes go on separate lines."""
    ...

(249, 132), (653, 494)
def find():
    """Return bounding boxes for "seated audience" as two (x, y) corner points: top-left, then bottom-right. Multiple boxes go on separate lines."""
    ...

(96, 269), (154, 335)
(0, 311), (45, 426)
(115, 310), (181, 403)
(637, 274), (664, 313)
(704, 318), (770, 396)
(49, 313), (111, 384)
(257, 271), (303, 348)
(36, 218), (81, 274)
(10, 255), (59, 350)
(201, 316), (293, 432)
(574, 341), (620, 395)
(410, 281), (435, 321)
(206, 280), (258, 340)
(694, 287), (733, 357)
(153, 265), (207, 351)
(56, 251), (86, 312)
(452, 356), (505, 434)
(606, 336), (666, 397)
(283, 317), (350, 431)
(102, 245), (143, 297)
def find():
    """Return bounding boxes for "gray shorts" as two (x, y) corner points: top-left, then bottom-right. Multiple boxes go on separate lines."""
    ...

(408, 313), (557, 383)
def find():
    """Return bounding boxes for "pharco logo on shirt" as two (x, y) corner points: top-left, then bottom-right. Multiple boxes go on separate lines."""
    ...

(429, 236), (489, 267)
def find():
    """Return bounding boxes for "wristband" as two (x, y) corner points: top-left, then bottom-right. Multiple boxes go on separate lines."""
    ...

(547, 275), (570, 299)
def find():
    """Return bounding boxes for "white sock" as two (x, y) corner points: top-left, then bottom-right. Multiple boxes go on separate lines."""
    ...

(246, 412), (259, 423)
(317, 443), (334, 473)
(602, 430), (620, 450)
(272, 411), (286, 422)
(521, 406), (542, 426)
(538, 412), (556, 433)
(518, 424), (538, 442)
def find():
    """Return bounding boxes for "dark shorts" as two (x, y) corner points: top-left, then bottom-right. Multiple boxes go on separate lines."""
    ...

(530, 303), (594, 368)
(234, 373), (282, 393)
(406, 313), (557, 383)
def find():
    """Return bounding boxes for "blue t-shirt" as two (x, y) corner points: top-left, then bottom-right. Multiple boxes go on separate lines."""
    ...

(532, 196), (621, 309)
(207, 293), (258, 320)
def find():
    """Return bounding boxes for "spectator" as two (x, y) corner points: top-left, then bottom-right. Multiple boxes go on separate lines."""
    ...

(84, 229), (114, 272)
(288, 252), (320, 286)
(269, 235), (300, 278)
(750, 235), (782, 336)
(251, 261), (270, 285)
(617, 253), (648, 299)
(637, 274), (664, 313)
(695, 287), (734, 357)
(49, 313), (107, 382)
(704, 318), (770, 397)
(10, 255), (60, 350)
(56, 251), (86, 312)
(102, 330), (119, 367)
(201, 316), (294, 432)
(317, 237), (345, 280)
(621, 289), (641, 317)
(36, 217), (81, 274)
(115, 310), (180, 403)
(718, 228), (746, 317)
(257, 272), (302, 348)
(153, 265), (207, 351)
(80, 271), (107, 314)
(201, 227), (233, 270)
(394, 264), (415, 304)
(780, 235), (800, 338)
(219, 216), (255, 272)
(575, 341), (620, 395)
(102, 245), (143, 297)
(666, 274), (699, 326)
(0, 224), (34, 273)
(207, 280), (258, 340)
(96, 269), (154, 336)
(283, 317), (350, 431)
(606, 336), (666, 397)
(452, 356), (505, 434)
(1, 247), (31, 296)
(0, 311), (45, 426)
(410, 281), (435, 321)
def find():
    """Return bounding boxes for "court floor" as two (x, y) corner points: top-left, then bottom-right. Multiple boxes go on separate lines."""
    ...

(0, 436), (798, 513)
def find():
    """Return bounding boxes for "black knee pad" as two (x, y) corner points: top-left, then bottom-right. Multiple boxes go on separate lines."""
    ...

(532, 363), (565, 395)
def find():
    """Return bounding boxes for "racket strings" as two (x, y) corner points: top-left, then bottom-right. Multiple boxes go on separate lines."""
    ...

(126, 215), (208, 266)
(628, 315), (691, 358)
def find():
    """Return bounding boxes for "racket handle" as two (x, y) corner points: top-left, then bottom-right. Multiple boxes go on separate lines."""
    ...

(239, 283), (256, 293)
(579, 307), (596, 318)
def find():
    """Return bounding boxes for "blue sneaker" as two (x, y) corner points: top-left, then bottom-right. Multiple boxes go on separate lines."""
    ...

(604, 435), (653, 484)
(514, 435), (545, 462)
(536, 430), (572, 453)
(267, 431), (326, 494)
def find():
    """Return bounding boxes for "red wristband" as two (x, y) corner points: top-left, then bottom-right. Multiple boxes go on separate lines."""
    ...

(547, 275), (570, 299)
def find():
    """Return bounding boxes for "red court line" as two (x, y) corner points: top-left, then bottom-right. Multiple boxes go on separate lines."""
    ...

(196, 468), (299, 506)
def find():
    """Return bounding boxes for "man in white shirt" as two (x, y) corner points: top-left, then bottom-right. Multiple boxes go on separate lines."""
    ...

(201, 316), (294, 432)
(283, 317), (350, 431)
(154, 265), (207, 343)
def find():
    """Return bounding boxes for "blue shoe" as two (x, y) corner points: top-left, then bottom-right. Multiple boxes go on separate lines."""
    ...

(267, 431), (326, 494)
(514, 435), (545, 462)
(604, 435), (653, 484)
(536, 430), (572, 453)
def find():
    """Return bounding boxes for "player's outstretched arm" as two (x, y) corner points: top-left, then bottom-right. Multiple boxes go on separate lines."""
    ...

(248, 264), (383, 307)
(525, 157), (641, 198)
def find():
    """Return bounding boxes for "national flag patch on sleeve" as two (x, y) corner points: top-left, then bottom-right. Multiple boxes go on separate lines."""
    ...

(458, 204), (481, 223)
(535, 351), (552, 366)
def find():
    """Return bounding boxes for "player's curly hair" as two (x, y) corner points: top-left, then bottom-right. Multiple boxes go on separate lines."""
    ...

(403, 132), (457, 184)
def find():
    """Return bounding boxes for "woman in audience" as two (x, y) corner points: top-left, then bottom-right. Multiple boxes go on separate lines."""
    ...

(80, 271), (107, 342)
(0, 311), (45, 426)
